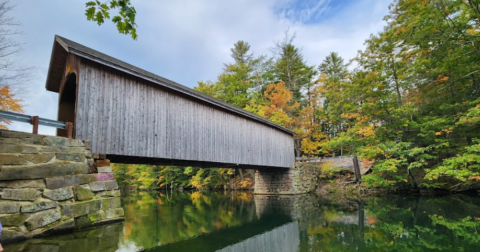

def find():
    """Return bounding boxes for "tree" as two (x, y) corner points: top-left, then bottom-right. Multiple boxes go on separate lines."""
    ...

(246, 81), (299, 128)
(195, 40), (273, 108)
(0, 0), (26, 128)
(0, 1), (30, 84)
(299, 75), (329, 157)
(318, 52), (348, 80)
(0, 85), (22, 129)
(85, 0), (138, 40)
(272, 31), (316, 103)
(335, 0), (480, 190)
(317, 53), (350, 148)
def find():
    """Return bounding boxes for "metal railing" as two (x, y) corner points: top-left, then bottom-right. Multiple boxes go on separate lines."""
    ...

(295, 156), (352, 163)
(295, 157), (323, 163)
(0, 110), (73, 138)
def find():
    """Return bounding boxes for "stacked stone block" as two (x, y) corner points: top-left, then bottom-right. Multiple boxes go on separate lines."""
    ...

(254, 163), (320, 195)
(0, 130), (123, 243)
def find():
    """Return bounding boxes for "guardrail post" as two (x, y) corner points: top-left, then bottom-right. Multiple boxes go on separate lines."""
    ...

(66, 122), (73, 139)
(31, 116), (39, 134)
(353, 156), (361, 182)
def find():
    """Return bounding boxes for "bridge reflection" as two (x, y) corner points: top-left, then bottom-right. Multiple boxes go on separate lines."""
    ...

(4, 192), (312, 252)
(145, 217), (299, 252)
(217, 222), (299, 252)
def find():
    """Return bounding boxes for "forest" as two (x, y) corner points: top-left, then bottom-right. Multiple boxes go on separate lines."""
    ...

(1, 0), (478, 192)
(110, 0), (480, 192)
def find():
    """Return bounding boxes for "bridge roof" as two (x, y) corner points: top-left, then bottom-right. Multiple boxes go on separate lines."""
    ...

(46, 35), (294, 135)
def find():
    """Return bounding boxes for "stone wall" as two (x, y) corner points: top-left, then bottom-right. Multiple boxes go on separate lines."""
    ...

(319, 156), (371, 172)
(0, 130), (123, 244)
(254, 194), (322, 230)
(254, 163), (320, 195)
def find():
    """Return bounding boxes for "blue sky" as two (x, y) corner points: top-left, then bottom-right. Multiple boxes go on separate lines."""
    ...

(7, 0), (391, 135)
(278, 0), (357, 24)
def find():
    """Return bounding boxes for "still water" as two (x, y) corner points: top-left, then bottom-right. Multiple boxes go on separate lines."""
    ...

(5, 191), (480, 252)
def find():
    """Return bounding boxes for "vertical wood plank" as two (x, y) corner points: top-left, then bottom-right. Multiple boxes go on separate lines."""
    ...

(75, 59), (295, 168)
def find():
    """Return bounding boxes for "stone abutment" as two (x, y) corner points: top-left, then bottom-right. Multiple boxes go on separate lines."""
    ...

(0, 130), (123, 243)
(254, 163), (320, 195)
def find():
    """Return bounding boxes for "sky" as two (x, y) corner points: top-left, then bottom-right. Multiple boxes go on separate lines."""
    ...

(6, 0), (391, 135)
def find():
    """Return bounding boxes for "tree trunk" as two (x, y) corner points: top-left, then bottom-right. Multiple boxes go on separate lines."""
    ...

(215, 170), (228, 189)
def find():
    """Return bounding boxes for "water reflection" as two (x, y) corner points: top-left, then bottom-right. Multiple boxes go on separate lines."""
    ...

(4, 192), (480, 252)
(5, 223), (122, 252)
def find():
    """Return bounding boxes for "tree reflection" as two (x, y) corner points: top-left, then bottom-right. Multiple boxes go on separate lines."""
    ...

(120, 191), (257, 250)
(303, 195), (480, 252)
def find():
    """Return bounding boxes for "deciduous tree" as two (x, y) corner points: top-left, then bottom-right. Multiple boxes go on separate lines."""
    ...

(85, 0), (138, 39)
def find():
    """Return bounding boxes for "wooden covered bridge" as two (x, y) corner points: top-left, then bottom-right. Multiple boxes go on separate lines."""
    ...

(46, 35), (294, 170)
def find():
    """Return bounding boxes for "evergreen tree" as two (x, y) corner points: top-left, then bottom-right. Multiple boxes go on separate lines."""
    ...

(272, 31), (316, 104)
(195, 41), (273, 108)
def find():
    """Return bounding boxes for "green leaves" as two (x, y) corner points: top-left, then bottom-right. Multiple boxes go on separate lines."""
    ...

(425, 139), (480, 184)
(84, 0), (138, 40)
(195, 41), (274, 108)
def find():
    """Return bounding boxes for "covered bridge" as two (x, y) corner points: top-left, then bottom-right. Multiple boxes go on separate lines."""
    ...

(45, 35), (294, 169)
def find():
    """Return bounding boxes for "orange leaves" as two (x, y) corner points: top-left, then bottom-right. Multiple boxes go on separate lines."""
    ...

(0, 85), (23, 129)
(435, 74), (449, 84)
(252, 81), (299, 129)
(435, 128), (453, 136)
(263, 81), (298, 111)
(0, 85), (23, 112)
(367, 216), (379, 225)
(468, 176), (480, 181)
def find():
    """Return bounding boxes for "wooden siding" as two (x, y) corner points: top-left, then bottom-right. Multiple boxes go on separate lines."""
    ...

(76, 59), (294, 168)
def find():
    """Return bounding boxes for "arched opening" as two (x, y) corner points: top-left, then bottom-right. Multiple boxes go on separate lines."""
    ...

(57, 73), (77, 137)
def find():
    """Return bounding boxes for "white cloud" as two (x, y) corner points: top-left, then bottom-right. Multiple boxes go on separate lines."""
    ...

(7, 0), (390, 135)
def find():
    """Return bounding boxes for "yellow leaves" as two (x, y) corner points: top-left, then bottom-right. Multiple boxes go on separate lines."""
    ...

(0, 85), (24, 129)
(394, 26), (406, 35)
(190, 191), (203, 202)
(316, 72), (327, 84)
(358, 125), (376, 138)
(190, 180), (204, 190)
(435, 128), (452, 136)
(238, 178), (254, 189)
(422, 0), (428, 7)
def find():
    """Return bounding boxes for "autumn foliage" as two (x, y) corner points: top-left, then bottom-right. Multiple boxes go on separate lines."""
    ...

(0, 85), (23, 129)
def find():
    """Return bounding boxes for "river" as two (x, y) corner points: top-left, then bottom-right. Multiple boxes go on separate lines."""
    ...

(4, 191), (480, 252)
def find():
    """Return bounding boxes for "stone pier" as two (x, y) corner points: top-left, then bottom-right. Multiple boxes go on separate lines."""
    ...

(0, 130), (123, 244)
(254, 163), (320, 194)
